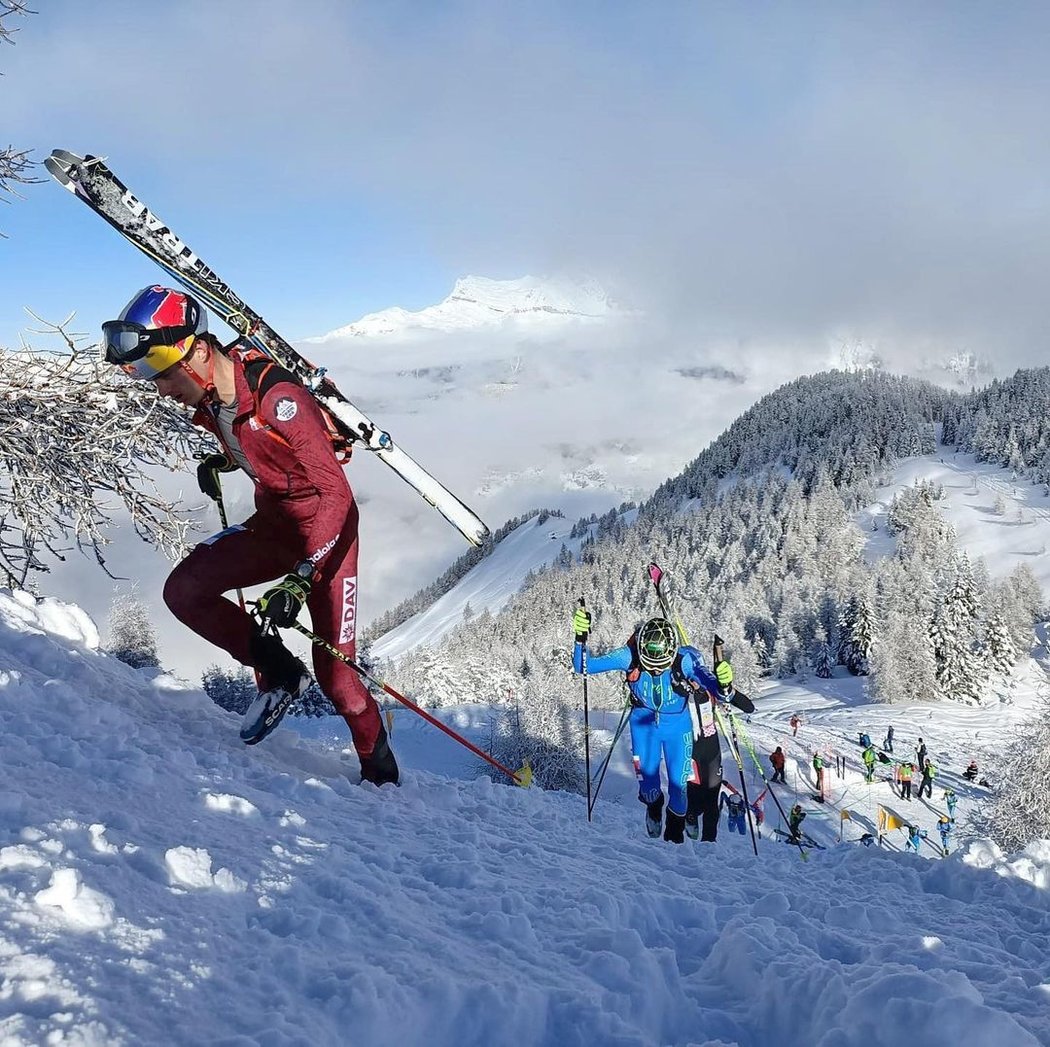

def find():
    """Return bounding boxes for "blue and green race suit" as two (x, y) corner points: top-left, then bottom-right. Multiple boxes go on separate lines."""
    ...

(573, 641), (721, 816)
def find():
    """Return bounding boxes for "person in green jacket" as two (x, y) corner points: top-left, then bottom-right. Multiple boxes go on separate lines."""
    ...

(917, 758), (936, 800)
(862, 744), (877, 783)
(788, 803), (807, 841)
(813, 752), (826, 798)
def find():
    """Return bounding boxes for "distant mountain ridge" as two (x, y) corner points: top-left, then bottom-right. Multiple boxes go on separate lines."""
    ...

(306, 275), (617, 341)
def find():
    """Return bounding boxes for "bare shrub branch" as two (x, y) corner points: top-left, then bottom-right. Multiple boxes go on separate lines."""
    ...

(1, 314), (211, 588)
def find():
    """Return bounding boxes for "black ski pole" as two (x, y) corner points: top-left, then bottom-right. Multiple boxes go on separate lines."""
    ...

(730, 710), (807, 859)
(589, 699), (631, 818)
(716, 709), (759, 856)
(712, 633), (759, 857)
(577, 597), (594, 821)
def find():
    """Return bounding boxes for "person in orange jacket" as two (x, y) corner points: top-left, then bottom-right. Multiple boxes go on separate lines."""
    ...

(769, 746), (787, 784)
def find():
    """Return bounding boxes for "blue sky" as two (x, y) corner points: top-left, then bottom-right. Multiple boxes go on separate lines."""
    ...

(5, 1), (1050, 359)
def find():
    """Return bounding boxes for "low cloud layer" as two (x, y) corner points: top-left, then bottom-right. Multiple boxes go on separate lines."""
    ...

(8, 1), (1050, 366)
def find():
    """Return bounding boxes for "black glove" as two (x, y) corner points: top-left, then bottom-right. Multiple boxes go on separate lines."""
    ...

(197, 452), (236, 501)
(257, 565), (313, 628)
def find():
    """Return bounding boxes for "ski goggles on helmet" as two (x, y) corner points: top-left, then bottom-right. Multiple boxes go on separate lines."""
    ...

(101, 319), (198, 380)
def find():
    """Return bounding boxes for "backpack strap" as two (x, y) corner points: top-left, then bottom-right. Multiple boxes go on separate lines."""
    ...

(242, 355), (297, 450)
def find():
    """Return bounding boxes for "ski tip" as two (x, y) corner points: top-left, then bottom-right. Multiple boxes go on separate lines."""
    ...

(49, 148), (86, 164)
(44, 155), (73, 187)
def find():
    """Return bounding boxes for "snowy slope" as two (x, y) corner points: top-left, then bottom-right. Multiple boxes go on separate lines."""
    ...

(306, 275), (615, 341)
(863, 448), (1050, 594)
(371, 513), (590, 662)
(2, 586), (1050, 1046)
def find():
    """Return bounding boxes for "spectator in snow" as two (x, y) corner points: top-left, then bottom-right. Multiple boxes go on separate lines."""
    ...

(898, 761), (914, 801)
(917, 759), (936, 800)
(916, 737), (928, 769)
(789, 714), (801, 737)
(905, 824), (927, 854)
(813, 751), (826, 798)
(943, 787), (958, 818)
(862, 744), (877, 783)
(859, 731), (872, 748)
(769, 746), (787, 784)
(963, 760), (979, 782)
(751, 790), (767, 837)
(937, 815), (954, 856)
(883, 725), (894, 753)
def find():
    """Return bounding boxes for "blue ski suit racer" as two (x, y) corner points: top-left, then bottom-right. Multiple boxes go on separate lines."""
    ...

(573, 616), (723, 844)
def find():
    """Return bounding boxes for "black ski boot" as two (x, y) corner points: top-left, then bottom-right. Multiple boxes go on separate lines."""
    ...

(240, 631), (311, 745)
(359, 723), (400, 786)
(685, 815), (700, 841)
(644, 795), (664, 838)
(663, 810), (686, 844)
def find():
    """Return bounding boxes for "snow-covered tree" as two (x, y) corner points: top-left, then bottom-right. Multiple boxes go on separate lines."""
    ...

(930, 559), (982, 704)
(201, 665), (256, 714)
(105, 591), (160, 670)
(812, 634), (834, 679)
(484, 663), (585, 793)
(983, 610), (1017, 672)
(983, 694), (1050, 851)
(201, 665), (335, 718)
(838, 594), (874, 675)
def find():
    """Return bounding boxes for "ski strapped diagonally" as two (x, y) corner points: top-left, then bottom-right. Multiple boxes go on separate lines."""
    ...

(44, 149), (489, 548)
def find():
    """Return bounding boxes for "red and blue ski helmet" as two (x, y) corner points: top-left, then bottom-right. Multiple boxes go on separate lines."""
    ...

(102, 286), (207, 380)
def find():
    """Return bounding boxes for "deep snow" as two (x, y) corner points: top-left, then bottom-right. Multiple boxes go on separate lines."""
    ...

(1, 587), (1048, 1047)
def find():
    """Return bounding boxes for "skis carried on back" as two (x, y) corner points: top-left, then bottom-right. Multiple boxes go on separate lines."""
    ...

(45, 149), (490, 548)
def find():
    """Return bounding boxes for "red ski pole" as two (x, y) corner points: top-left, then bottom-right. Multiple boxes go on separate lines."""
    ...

(289, 621), (529, 786)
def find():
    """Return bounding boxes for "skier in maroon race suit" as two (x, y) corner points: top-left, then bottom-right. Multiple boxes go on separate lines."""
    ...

(101, 285), (398, 785)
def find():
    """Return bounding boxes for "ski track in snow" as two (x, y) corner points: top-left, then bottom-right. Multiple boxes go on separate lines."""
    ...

(1, 590), (1049, 1046)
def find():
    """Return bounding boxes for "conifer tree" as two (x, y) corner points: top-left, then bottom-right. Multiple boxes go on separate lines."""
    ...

(106, 592), (160, 670)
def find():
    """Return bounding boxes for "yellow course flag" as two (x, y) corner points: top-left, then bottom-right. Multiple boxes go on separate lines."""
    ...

(877, 805), (903, 834)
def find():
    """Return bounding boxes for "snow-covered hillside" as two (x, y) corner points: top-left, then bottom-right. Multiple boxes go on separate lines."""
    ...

(371, 513), (594, 662)
(372, 447), (1050, 668)
(864, 448), (1050, 594)
(306, 275), (616, 341)
(2, 587), (1049, 1046)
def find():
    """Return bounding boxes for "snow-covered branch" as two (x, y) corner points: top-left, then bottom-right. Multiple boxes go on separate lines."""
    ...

(0, 318), (210, 587)
(0, 2), (41, 219)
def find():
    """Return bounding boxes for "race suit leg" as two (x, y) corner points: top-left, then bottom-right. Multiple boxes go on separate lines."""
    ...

(304, 502), (382, 758)
(629, 708), (663, 806)
(163, 517), (298, 666)
(687, 732), (723, 842)
(657, 712), (693, 817)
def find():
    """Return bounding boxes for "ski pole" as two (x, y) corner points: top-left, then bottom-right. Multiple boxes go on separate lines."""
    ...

(725, 708), (806, 860)
(284, 619), (529, 786)
(712, 633), (759, 855)
(212, 473), (260, 689)
(715, 707), (759, 856)
(588, 699), (631, 818)
(212, 481), (248, 614)
(577, 596), (594, 821)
